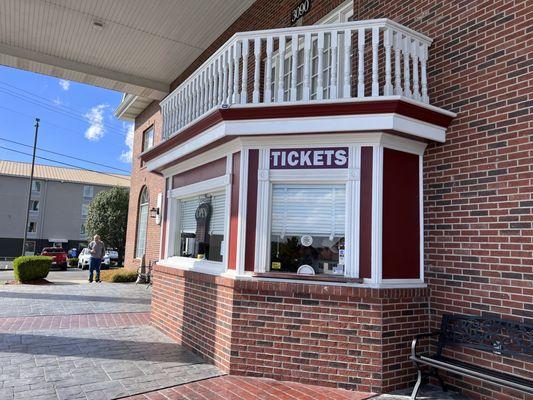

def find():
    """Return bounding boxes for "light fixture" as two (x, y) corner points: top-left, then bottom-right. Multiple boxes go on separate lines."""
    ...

(149, 207), (159, 219)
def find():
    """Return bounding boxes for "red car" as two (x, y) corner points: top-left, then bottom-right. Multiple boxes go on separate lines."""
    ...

(41, 247), (68, 270)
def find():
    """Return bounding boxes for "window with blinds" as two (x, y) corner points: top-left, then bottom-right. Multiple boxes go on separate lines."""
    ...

(177, 190), (225, 262)
(270, 184), (346, 275)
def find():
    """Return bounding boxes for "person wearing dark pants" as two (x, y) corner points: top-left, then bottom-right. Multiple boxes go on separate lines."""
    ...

(88, 234), (105, 283)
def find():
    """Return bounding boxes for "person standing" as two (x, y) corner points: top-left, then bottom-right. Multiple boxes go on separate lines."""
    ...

(88, 234), (105, 283)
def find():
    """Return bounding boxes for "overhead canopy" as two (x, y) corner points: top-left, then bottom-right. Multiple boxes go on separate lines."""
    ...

(0, 0), (255, 100)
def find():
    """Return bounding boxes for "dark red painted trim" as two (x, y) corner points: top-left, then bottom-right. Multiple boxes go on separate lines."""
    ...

(244, 149), (259, 271)
(359, 147), (373, 280)
(382, 148), (420, 280)
(141, 99), (453, 164)
(160, 177), (169, 259)
(172, 157), (226, 189)
(228, 152), (240, 270)
(155, 137), (235, 173)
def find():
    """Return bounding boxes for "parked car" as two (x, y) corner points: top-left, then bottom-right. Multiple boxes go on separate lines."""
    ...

(102, 249), (119, 268)
(78, 248), (91, 270)
(41, 247), (67, 270)
(78, 248), (117, 270)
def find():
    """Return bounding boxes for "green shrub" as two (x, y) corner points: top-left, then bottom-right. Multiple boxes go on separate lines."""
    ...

(68, 258), (78, 267)
(13, 256), (52, 282)
(100, 268), (137, 283)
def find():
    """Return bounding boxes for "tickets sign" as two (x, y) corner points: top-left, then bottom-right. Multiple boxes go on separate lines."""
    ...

(270, 147), (349, 169)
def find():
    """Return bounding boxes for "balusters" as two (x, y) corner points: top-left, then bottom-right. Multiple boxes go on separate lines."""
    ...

(222, 50), (229, 104)
(199, 71), (206, 114)
(343, 29), (352, 98)
(371, 27), (379, 97)
(357, 28), (364, 98)
(411, 40), (420, 101)
(330, 30), (338, 100)
(394, 31), (403, 96)
(316, 32), (324, 100)
(159, 23), (433, 141)
(420, 43), (429, 103)
(277, 35), (286, 102)
(290, 34), (298, 101)
(302, 32), (311, 101)
(227, 45), (235, 103)
(217, 56), (223, 105)
(403, 35), (412, 98)
(383, 28), (393, 96)
(241, 39), (249, 104)
(232, 41), (241, 104)
(253, 38), (261, 103)
(264, 36), (273, 103)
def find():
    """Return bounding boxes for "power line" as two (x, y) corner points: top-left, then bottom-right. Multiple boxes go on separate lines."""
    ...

(0, 136), (131, 173)
(0, 86), (129, 138)
(0, 79), (129, 133)
(0, 104), (132, 146)
(0, 145), (130, 182)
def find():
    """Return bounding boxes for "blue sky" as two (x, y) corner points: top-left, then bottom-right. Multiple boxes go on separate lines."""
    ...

(0, 65), (133, 175)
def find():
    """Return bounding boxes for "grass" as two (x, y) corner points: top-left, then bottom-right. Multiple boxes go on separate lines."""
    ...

(100, 268), (137, 283)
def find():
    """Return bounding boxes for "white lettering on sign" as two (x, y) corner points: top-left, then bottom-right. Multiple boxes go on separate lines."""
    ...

(270, 147), (349, 169)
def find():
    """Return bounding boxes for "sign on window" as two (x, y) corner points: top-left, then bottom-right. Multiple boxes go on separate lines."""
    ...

(270, 147), (348, 169)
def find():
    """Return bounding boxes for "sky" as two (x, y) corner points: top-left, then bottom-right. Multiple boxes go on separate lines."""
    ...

(0, 65), (133, 175)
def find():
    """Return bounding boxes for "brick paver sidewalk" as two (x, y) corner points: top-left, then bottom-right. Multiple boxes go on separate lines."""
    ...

(120, 375), (374, 400)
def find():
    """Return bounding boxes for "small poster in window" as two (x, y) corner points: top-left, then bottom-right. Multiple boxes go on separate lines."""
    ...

(271, 262), (281, 270)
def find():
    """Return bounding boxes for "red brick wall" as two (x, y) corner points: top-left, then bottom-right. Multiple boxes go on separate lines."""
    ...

(353, 1), (532, 398)
(124, 101), (165, 269)
(151, 265), (429, 393)
(150, 265), (235, 371)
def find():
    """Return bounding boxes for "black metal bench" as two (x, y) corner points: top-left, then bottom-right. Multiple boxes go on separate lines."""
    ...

(410, 314), (533, 399)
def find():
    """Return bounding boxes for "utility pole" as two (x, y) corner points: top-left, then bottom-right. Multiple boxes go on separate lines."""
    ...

(22, 118), (40, 256)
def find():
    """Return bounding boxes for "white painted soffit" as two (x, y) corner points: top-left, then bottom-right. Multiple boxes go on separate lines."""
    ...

(0, 0), (256, 99)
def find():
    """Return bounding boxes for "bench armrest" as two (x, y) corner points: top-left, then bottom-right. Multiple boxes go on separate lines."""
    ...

(411, 331), (441, 359)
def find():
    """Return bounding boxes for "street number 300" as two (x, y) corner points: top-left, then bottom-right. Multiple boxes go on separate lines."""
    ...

(291, 0), (311, 23)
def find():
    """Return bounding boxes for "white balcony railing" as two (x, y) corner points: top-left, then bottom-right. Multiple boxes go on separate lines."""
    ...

(160, 19), (432, 140)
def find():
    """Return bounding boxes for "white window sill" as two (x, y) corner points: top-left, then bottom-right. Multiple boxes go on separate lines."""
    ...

(158, 256), (226, 275)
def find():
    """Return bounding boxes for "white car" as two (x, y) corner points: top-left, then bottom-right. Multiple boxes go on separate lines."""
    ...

(78, 248), (91, 270)
(102, 249), (119, 268)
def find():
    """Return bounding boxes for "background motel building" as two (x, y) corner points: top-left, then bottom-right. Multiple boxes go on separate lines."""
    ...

(1, 0), (530, 399)
(0, 160), (130, 257)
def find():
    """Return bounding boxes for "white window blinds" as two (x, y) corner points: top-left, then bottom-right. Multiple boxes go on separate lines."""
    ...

(179, 190), (225, 235)
(271, 185), (346, 239)
(210, 192), (225, 235)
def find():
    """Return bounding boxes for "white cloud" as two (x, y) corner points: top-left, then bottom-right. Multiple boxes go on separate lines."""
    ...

(84, 104), (108, 141)
(52, 97), (62, 105)
(58, 79), (70, 91)
(119, 123), (134, 163)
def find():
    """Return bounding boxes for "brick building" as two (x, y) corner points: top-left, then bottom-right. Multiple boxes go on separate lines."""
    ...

(114, 1), (531, 399)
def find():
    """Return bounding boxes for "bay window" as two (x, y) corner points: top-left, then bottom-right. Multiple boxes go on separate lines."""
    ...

(176, 190), (225, 262)
(270, 184), (346, 275)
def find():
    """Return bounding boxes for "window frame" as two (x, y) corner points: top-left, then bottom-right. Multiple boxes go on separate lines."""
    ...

(29, 200), (40, 212)
(164, 171), (232, 273)
(31, 180), (42, 193)
(142, 126), (155, 152)
(135, 187), (150, 259)
(83, 185), (94, 198)
(254, 145), (360, 279)
(81, 203), (89, 217)
(27, 221), (38, 233)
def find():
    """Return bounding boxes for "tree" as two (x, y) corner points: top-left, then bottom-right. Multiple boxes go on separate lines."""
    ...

(85, 187), (129, 264)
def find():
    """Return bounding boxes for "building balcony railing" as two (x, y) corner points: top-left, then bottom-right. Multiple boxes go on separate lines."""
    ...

(160, 19), (432, 140)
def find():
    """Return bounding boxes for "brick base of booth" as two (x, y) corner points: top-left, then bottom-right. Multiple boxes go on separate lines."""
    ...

(150, 264), (430, 394)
